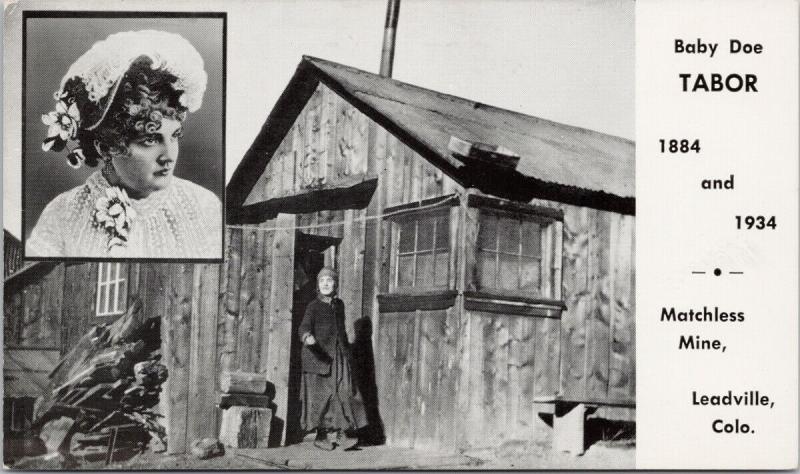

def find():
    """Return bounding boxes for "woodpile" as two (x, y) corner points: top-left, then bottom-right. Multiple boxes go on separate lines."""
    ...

(31, 298), (166, 464)
(217, 371), (272, 449)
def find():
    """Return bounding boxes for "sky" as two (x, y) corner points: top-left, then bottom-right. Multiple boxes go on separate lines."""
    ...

(3, 0), (634, 239)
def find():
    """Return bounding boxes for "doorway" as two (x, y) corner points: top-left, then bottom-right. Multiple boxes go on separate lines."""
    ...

(285, 232), (340, 445)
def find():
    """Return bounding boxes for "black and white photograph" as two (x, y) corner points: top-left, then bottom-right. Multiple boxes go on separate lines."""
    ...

(3, 0), (636, 470)
(21, 13), (225, 260)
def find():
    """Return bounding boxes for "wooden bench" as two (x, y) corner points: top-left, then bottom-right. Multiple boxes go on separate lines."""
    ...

(534, 395), (635, 455)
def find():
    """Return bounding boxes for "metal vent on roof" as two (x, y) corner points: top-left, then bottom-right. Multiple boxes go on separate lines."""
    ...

(448, 136), (521, 170)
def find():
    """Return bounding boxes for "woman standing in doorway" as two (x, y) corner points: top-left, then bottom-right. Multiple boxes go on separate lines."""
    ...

(299, 267), (367, 450)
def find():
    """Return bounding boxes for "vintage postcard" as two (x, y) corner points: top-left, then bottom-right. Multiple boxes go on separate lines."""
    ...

(2, 0), (797, 470)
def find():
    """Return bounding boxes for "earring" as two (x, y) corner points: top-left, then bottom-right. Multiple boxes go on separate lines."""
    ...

(102, 158), (115, 181)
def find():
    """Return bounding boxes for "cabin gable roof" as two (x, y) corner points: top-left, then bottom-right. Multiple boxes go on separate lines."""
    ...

(227, 56), (634, 218)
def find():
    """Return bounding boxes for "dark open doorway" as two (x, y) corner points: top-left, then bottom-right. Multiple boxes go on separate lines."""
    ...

(285, 232), (340, 445)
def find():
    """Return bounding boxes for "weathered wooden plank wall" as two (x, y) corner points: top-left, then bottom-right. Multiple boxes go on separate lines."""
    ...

(243, 84), (372, 207)
(458, 311), (556, 448)
(61, 263), (97, 353)
(606, 213), (635, 416)
(264, 214), (295, 445)
(187, 264), (221, 445)
(375, 307), (557, 450)
(3, 290), (23, 344)
(384, 133), (453, 206)
(559, 206), (636, 408)
(3, 265), (64, 349)
(161, 264), (193, 454)
(377, 308), (461, 451)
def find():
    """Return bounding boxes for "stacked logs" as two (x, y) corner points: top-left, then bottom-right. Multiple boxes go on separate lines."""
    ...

(32, 299), (167, 464)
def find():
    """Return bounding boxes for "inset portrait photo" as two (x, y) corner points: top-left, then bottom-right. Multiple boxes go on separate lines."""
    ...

(22, 13), (225, 261)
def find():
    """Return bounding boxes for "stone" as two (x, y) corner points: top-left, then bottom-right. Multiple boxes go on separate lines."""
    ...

(190, 438), (224, 460)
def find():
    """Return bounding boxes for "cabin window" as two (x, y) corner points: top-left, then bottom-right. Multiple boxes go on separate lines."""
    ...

(476, 210), (558, 298)
(390, 211), (450, 290)
(96, 262), (128, 317)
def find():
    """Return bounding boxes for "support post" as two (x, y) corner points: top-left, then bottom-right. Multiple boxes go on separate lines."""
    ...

(553, 402), (586, 455)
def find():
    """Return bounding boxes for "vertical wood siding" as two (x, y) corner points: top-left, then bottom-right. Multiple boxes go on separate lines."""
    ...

(560, 206), (635, 405)
(243, 84), (371, 207)
(61, 263), (97, 353)
(4, 265), (64, 349)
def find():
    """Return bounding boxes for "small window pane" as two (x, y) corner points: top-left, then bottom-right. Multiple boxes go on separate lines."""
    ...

(416, 217), (435, 251)
(398, 221), (415, 253)
(478, 214), (497, 250)
(435, 216), (449, 249)
(498, 217), (520, 253)
(116, 279), (128, 313)
(416, 251), (434, 287)
(397, 255), (415, 288)
(478, 251), (497, 289)
(520, 257), (541, 293)
(498, 253), (519, 290)
(434, 251), (449, 286)
(98, 284), (108, 315)
(521, 221), (542, 257)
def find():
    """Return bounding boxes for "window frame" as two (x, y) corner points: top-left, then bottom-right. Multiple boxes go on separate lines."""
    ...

(389, 208), (452, 292)
(385, 195), (459, 295)
(476, 210), (547, 292)
(95, 262), (128, 318)
(468, 194), (564, 303)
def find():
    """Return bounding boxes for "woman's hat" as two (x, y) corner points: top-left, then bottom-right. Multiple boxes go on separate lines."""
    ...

(41, 30), (207, 164)
(317, 267), (338, 281)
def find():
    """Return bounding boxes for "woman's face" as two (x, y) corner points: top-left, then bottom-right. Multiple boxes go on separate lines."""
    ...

(318, 275), (336, 296)
(111, 118), (183, 198)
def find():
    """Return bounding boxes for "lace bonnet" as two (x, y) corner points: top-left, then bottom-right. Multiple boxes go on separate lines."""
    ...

(62, 29), (207, 129)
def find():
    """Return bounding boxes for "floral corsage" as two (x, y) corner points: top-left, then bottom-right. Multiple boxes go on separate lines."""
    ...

(93, 187), (137, 251)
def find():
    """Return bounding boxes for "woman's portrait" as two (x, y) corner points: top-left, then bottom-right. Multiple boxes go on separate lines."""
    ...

(23, 15), (225, 260)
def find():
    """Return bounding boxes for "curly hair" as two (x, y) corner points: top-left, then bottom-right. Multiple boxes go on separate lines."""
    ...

(65, 55), (188, 167)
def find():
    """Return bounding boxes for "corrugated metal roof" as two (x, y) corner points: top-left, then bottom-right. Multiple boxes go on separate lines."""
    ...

(305, 57), (634, 199)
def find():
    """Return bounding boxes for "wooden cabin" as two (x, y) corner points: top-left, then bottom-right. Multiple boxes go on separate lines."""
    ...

(224, 56), (635, 451)
(4, 56), (634, 457)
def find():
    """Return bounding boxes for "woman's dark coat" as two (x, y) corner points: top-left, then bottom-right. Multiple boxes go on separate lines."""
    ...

(298, 297), (349, 375)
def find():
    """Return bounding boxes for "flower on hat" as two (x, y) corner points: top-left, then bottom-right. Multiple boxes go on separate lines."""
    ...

(93, 186), (137, 251)
(41, 99), (80, 152)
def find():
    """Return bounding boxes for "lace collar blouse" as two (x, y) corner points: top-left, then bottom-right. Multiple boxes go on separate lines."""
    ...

(26, 170), (221, 259)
